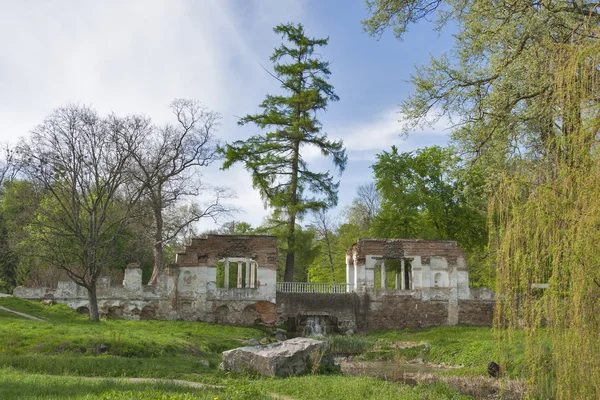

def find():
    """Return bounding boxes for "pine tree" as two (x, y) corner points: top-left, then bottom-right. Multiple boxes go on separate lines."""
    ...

(222, 23), (346, 282)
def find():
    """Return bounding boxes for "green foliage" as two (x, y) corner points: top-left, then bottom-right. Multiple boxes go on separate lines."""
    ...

(371, 145), (489, 286)
(366, 1), (600, 397)
(221, 23), (346, 281)
(308, 223), (365, 283)
(323, 335), (374, 354)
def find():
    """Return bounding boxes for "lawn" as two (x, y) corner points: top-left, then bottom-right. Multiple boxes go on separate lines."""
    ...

(0, 297), (494, 399)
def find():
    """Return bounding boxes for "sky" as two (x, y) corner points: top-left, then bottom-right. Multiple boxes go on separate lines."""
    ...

(0, 0), (455, 231)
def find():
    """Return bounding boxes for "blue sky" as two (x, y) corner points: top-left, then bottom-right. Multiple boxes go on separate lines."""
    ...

(0, 0), (455, 230)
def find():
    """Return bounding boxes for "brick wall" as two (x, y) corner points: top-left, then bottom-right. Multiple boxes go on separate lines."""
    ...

(176, 235), (278, 269)
(276, 292), (365, 332)
(369, 294), (450, 329)
(458, 300), (495, 326)
(349, 238), (464, 263)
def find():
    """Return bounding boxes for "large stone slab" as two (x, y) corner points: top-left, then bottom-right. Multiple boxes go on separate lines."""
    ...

(221, 337), (329, 377)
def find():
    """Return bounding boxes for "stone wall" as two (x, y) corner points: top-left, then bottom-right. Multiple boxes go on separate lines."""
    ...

(368, 292), (450, 329)
(276, 288), (497, 332)
(348, 239), (464, 264)
(458, 300), (495, 326)
(276, 292), (365, 333)
(13, 235), (279, 324)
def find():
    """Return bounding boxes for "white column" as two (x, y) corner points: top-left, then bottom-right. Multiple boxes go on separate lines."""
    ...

(395, 269), (400, 290)
(224, 258), (229, 289)
(250, 262), (256, 288)
(380, 262), (387, 291)
(245, 258), (250, 288)
(346, 256), (355, 292)
(237, 262), (243, 288)
(353, 259), (359, 292)
(401, 259), (405, 290)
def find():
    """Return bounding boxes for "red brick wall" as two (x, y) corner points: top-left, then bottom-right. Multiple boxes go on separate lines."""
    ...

(176, 235), (278, 269)
(350, 239), (464, 263)
(369, 294), (450, 329)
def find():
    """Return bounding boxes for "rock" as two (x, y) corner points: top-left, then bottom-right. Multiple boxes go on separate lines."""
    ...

(97, 344), (109, 354)
(488, 361), (502, 378)
(344, 329), (355, 336)
(198, 359), (210, 367)
(41, 299), (55, 306)
(259, 337), (271, 344)
(221, 337), (332, 377)
(276, 328), (287, 334)
(275, 332), (287, 341)
(248, 338), (260, 346)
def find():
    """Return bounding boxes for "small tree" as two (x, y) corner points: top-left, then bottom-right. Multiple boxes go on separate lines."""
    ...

(222, 23), (347, 282)
(18, 105), (143, 321)
(128, 99), (228, 284)
(309, 209), (338, 282)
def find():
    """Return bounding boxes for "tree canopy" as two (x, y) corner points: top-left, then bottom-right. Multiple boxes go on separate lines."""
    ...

(364, 1), (600, 397)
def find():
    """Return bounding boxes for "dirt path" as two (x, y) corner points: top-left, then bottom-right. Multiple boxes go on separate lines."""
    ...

(0, 306), (47, 321)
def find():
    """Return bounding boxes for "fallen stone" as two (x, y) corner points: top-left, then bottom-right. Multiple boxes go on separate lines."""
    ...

(198, 359), (210, 367)
(221, 337), (332, 377)
(259, 337), (271, 344)
(41, 299), (55, 306)
(248, 338), (260, 346)
(275, 332), (287, 341)
(344, 329), (355, 336)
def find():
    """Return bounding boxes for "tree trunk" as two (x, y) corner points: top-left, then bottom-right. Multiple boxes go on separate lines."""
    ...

(87, 284), (100, 322)
(149, 196), (164, 285)
(284, 139), (300, 282)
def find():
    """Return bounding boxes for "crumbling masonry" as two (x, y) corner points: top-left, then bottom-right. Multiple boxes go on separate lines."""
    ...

(14, 235), (495, 331)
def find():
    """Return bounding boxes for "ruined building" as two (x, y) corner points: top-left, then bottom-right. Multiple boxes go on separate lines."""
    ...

(14, 235), (495, 332)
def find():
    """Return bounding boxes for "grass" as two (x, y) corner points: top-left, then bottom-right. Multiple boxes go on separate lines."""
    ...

(0, 297), (500, 399)
(365, 326), (527, 377)
(0, 367), (222, 400)
(249, 375), (471, 400)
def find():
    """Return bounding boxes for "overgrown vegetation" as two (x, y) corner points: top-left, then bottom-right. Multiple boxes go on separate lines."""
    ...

(1, 298), (489, 399)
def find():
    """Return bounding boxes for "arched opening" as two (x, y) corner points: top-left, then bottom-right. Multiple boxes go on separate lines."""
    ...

(76, 306), (89, 315)
(106, 306), (123, 319)
(434, 272), (442, 287)
(215, 305), (229, 324)
(242, 305), (259, 325)
(140, 304), (156, 320)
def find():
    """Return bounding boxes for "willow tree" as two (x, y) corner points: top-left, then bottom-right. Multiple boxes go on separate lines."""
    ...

(222, 23), (347, 282)
(364, 1), (600, 397)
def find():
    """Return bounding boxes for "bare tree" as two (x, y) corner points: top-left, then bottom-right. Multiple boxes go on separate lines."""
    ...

(344, 182), (381, 231)
(18, 105), (144, 321)
(309, 209), (338, 282)
(0, 143), (20, 186)
(128, 99), (229, 284)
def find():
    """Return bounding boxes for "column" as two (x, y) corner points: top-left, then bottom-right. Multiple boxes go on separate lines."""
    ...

(401, 259), (405, 290)
(250, 262), (256, 288)
(346, 256), (355, 292)
(380, 262), (387, 291)
(395, 268), (400, 290)
(224, 258), (229, 289)
(245, 258), (250, 288)
(237, 262), (243, 288)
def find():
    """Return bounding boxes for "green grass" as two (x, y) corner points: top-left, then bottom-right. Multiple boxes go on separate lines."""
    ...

(249, 375), (471, 400)
(0, 367), (222, 400)
(323, 334), (374, 354)
(0, 298), (498, 399)
(365, 326), (526, 377)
